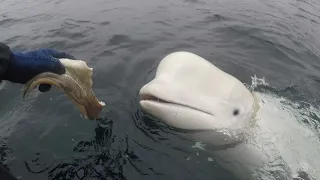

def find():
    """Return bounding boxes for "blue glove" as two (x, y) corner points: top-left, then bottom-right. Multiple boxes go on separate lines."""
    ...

(4, 48), (76, 92)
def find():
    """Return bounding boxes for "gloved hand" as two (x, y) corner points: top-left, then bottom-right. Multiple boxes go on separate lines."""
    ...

(4, 48), (76, 92)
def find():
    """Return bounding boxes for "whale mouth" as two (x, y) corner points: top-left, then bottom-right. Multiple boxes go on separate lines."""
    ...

(140, 93), (170, 104)
(139, 92), (213, 116)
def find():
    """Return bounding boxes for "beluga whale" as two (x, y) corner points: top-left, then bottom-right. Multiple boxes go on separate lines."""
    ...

(139, 51), (320, 180)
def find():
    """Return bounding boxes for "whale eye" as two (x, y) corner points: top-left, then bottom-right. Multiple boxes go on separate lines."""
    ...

(233, 109), (239, 116)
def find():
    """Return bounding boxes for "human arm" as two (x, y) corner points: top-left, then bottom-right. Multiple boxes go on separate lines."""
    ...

(0, 43), (12, 83)
(0, 163), (17, 180)
(0, 42), (76, 92)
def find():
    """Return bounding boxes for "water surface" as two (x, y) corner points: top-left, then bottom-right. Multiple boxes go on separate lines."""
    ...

(1, 0), (320, 179)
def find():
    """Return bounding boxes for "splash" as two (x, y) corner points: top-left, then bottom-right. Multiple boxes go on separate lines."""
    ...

(192, 75), (320, 180)
(249, 76), (320, 180)
(252, 90), (320, 180)
(250, 74), (269, 90)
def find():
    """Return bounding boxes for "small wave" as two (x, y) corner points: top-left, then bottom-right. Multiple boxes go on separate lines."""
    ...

(0, 81), (6, 91)
(250, 75), (270, 90)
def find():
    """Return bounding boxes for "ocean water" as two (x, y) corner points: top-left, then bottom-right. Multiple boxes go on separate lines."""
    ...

(0, 0), (320, 179)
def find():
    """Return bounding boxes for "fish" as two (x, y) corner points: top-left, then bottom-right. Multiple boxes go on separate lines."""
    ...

(22, 58), (105, 120)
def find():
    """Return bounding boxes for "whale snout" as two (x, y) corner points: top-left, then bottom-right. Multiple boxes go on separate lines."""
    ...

(139, 85), (216, 130)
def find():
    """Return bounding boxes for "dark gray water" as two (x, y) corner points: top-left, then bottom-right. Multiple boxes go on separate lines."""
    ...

(1, 0), (320, 179)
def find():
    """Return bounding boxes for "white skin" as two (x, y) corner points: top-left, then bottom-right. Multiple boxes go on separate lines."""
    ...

(138, 52), (313, 180)
(139, 51), (255, 133)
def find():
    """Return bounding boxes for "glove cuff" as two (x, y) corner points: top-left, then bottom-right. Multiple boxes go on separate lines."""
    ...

(0, 43), (13, 81)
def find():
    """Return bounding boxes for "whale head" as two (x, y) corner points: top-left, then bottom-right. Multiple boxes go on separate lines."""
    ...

(139, 51), (256, 132)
